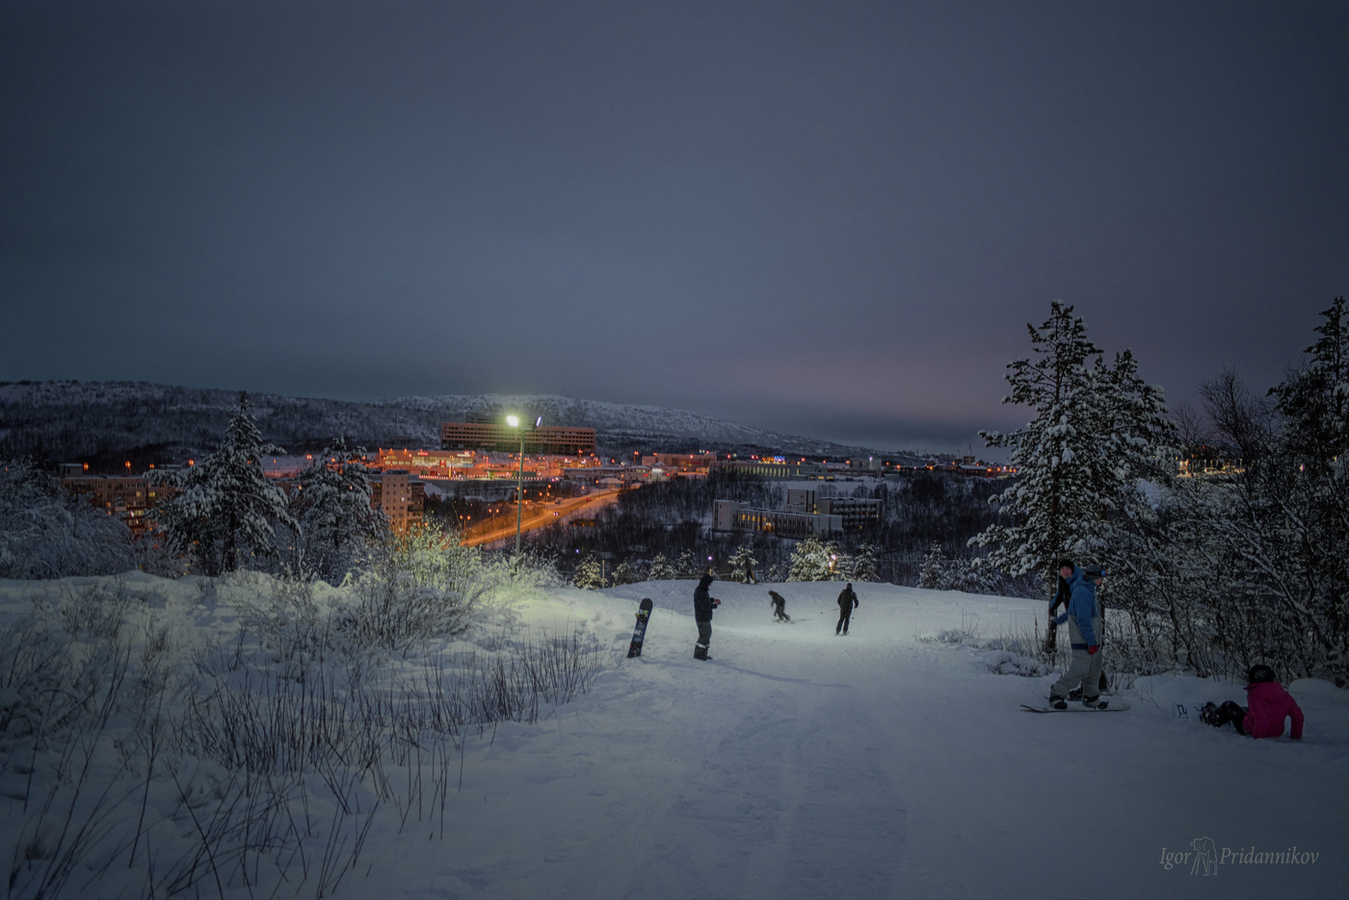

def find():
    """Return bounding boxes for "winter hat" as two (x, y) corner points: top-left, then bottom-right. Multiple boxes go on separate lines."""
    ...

(1247, 664), (1277, 684)
(1083, 565), (1105, 580)
(1057, 558), (1075, 571)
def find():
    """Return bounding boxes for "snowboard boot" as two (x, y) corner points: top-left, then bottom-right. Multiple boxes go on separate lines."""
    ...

(1068, 686), (1084, 701)
(1199, 702), (1229, 727)
(694, 643), (709, 661)
(1049, 696), (1068, 710)
(1083, 697), (1106, 709)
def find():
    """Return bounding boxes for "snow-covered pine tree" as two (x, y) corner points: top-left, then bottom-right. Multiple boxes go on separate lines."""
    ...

(850, 544), (880, 583)
(675, 550), (699, 578)
(610, 557), (648, 585)
(572, 553), (605, 590)
(787, 534), (839, 581)
(917, 542), (946, 589)
(292, 438), (388, 584)
(970, 302), (1173, 590)
(729, 546), (759, 583)
(152, 393), (298, 576)
(648, 553), (676, 580)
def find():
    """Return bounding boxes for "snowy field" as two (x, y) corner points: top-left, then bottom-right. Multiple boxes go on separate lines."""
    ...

(1, 574), (1345, 899)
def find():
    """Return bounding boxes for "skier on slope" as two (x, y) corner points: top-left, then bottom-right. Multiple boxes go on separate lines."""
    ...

(769, 589), (790, 622)
(1049, 565), (1107, 708)
(1200, 665), (1304, 739)
(693, 573), (721, 660)
(836, 582), (859, 636)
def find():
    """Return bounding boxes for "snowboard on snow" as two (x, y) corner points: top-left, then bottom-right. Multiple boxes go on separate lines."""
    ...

(1021, 702), (1130, 713)
(627, 598), (654, 658)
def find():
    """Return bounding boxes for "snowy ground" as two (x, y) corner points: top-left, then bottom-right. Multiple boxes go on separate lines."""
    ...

(1, 574), (1345, 899)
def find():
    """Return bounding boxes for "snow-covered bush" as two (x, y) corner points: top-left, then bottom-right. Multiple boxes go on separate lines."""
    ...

(0, 458), (136, 579)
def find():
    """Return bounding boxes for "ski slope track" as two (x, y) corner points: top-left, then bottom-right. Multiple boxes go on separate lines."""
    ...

(0, 576), (1342, 899)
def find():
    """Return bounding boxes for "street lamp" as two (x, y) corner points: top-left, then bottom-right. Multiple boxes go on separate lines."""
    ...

(506, 415), (524, 555)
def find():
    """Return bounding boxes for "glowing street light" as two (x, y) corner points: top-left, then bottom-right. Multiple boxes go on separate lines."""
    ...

(506, 415), (524, 554)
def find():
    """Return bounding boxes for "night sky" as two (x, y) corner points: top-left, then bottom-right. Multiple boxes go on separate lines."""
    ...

(3, 2), (1346, 454)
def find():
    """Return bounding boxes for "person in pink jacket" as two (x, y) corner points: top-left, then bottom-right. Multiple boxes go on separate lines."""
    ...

(1202, 665), (1304, 739)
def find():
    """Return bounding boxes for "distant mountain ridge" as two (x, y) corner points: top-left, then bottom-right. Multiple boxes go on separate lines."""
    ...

(0, 380), (927, 468)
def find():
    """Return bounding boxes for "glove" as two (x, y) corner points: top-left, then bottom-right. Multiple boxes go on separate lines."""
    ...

(1088, 645), (1099, 655)
(712, 599), (722, 608)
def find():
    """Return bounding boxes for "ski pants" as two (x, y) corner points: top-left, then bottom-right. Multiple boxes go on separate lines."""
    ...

(836, 607), (853, 634)
(773, 604), (789, 621)
(1051, 646), (1103, 701)
(696, 620), (712, 650)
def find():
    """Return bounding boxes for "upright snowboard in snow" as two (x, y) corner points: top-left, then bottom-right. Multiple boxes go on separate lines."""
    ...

(1021, 703), (1130, 713)
(627, 598), (654, 658)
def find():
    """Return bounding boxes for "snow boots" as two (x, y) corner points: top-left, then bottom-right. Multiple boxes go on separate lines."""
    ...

(694, 643), (710, 661)
(1050, 697), (1068, 710)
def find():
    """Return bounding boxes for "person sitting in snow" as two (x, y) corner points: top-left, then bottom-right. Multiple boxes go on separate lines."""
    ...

(1048, 564), (1107, 708)
(769, 590), (790, 622)
(693, 573), (721, 661)
(1200, 665), (1304, 739)
(836, 583), (859, 635)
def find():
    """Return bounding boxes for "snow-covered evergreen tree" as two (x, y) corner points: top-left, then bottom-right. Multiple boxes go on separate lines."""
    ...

(675, 550), (700, 578)
(971, 302), (1173, 589)
(152, 393), (298, 576)
(610, 556), (648, 585)
(572, 553), (605, 590)
(728, 546), (759, 583)
(917, 542), (946, 589)
(292, 439), (388, 584)
(0, 458), (136, 579)
(648, 553), (676, 580)
(850, 543), (879, 583)
(787, 534), (839, 581)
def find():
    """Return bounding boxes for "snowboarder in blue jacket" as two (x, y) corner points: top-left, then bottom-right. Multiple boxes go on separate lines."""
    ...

(1049, 565), (1106, 708)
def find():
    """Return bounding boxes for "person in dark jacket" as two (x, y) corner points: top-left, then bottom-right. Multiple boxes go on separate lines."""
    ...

(836, 583), (859, 635)
(693, 574), (721, 660)
(1049, 565), (1106, 708)
(768, 590), (790, 622)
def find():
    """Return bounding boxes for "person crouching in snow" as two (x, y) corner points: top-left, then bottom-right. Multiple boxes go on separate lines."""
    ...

(693, 574), (721, 660)
(1049, 564), (1106, 709)
(769, 590), (790, 622)
(1201, 665), (1304, 739)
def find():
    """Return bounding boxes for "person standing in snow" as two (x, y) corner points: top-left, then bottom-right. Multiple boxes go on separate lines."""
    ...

(1049, 564), (1106, 708)
(836, 582), (859, 635)
(1200, 665), (1304, 739)
(769, 589), (790, 622)
(693, 573), (721, 660)
(1048, 558), (1077, 630)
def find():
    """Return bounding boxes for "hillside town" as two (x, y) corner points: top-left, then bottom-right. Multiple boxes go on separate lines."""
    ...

(51, 414), (1013, 542)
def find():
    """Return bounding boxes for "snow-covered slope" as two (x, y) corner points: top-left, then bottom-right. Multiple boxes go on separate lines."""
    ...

(1, 573), (1342, 898)
(0, 381), (923, 463)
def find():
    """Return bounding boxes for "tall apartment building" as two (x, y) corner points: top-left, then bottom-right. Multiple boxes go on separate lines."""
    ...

(369, 469), (424, 535)
(61, 474), (176, 537)
(441, 420), (596, 455)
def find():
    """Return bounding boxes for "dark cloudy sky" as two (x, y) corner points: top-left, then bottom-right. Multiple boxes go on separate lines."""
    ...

(3, 2), (1346, 454)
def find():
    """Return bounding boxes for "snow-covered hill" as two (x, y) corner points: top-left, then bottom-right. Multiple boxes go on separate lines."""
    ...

(0, 380), (927, 465)
(1, 573), (1342, 898)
